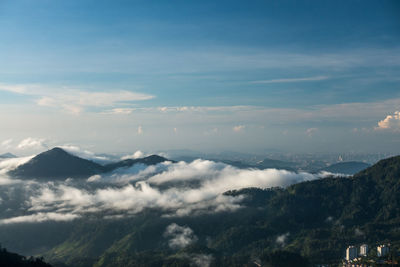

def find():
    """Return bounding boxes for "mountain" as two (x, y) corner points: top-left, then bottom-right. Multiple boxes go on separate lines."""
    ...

(8, 148), (171, 180)
(9, 148), (105, 180)
(0, 246), (52, 267)
(318, 161), (370, 175)
(0, 152), (17, 159)
(2, 154), (400, 266)
(104, 155), (171, 172)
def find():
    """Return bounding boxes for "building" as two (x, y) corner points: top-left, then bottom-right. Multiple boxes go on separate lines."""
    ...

(359, 244), (368, 256)
(346, 246), (358, 261)
(377, 244), (389, 257)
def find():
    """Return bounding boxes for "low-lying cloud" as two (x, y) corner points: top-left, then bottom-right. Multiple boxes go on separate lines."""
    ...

(164, 223), (198, 249)
(0, 212), (79, 225)
(276, 232), (290, 247)
(0, 158), (331, 224)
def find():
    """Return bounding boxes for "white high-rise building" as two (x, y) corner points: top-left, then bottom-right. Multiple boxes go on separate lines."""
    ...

(346, 246), (358, 261)
(359, 244), (368, 256)
(377, 244), (389, 257)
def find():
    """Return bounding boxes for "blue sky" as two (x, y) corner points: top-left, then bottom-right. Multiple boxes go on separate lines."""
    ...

(0, 0), (400, 154)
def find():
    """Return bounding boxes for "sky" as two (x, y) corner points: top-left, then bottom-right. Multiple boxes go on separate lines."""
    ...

(0, 0), (400, 155)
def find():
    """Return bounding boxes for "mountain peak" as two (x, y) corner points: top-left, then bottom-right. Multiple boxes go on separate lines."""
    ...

(0, 152), (17, 158)
(104, 154), (171, 172)
(354, 155), (400, 181)
(9, 147), (104, 180)
(9, 148), (172, 180)
(41, 147), (70, 156)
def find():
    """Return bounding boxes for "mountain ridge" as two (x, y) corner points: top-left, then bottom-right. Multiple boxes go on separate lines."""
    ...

(8, 147), (170, 180)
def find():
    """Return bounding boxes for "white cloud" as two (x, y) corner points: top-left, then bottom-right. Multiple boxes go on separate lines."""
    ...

(0, 212), (79, 225)
(233, 125), (245, 132)
(0, 156), (34, 175)
(58, 145), (111, 163)
(17, 137), (47, 150)
(276, 232), (290, 247)
(0, 83), (154, 114)
(0, 158), (329, 224)
(375, 111), (400, 131)
(1, 139), (13, 149)
(121, 150), (144, 160)
(37, 90), (153, 114)
(87, 175), (101, 182)
(0, 83), (32, 94)
(251, 75), (329, 84)
(104, 108), (135, 115)
(191, 254), (214, 267)
(19, 160), (320, 220)
(164, 223), (198, 249)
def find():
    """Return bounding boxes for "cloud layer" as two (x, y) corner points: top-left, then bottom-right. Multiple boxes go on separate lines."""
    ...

(0, 158), (333, 224)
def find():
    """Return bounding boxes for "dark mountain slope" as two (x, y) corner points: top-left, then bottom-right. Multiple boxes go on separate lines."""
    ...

(319, 161), (370, 175)
(0, 246), (52, 267)
(8, 148), (171, 180)
(9, 148), (105, 180)
(0, 153), (17, 159)
(104, 155), (171, 172)
(3, 154), (400, 266)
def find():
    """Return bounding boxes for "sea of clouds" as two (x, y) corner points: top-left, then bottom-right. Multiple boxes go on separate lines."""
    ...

(0, 153), (336, 224)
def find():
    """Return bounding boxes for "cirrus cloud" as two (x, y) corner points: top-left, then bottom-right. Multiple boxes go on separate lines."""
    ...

(0, 83), (154, 114)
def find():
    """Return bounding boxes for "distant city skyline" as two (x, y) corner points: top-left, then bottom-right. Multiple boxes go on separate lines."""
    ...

(1, 0), (400, 155)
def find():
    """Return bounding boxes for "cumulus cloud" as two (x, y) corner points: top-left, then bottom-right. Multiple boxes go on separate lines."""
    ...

(87, 175), (101, 182)
(148, 160), (317, 191)
(233, 125), (245, 132)
(17, 137), (47, 150)
(375, 111), (400, 131)
(164, 223), (198, 249)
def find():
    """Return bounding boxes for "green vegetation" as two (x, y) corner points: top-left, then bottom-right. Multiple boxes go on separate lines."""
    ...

(3, 155), (400, 266)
